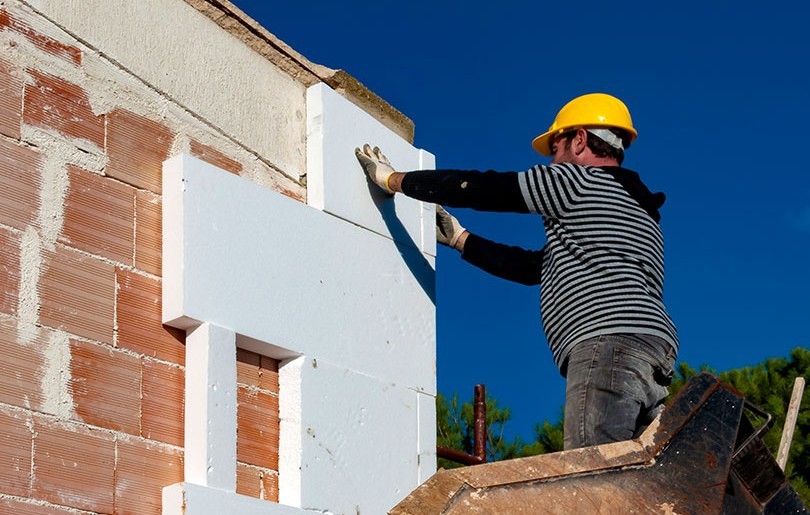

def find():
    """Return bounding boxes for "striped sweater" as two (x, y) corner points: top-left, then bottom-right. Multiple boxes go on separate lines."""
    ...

(401, 164), (678, 371)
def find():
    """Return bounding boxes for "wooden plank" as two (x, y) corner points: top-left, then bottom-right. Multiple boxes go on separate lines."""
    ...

(777, 377), (806, 470)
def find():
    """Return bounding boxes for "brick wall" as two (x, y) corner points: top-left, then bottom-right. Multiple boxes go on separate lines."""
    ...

(0, 3), (302, 512)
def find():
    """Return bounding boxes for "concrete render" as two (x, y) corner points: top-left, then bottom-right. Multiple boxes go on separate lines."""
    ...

(23, 0), (308, 179)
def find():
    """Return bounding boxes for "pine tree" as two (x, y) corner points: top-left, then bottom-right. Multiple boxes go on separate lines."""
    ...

(436, 392), (524, 469)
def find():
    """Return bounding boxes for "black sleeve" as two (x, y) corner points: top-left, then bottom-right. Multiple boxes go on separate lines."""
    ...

(400, 169), (530, 213)
(461, 233), (543, 286)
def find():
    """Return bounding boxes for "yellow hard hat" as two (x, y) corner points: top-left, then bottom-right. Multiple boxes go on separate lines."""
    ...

(532, 93), (638, 156)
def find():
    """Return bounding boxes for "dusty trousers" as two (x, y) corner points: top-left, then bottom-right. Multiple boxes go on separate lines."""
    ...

(562, 333), (676, 450)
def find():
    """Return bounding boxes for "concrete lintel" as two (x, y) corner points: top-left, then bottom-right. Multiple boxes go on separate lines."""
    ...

(185, 322), (238, 491)
(322, 70), (415, 144)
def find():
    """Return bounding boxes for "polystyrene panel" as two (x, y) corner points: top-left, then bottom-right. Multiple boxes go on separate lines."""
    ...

(184, 323), (237, 491)
(307, 83), (436, 256)
(162, 153), (436, 393)
(417, 391), (438, 483)
(163, 482), (319, 515)
(278, 356), (304, 508)
(293, 357), (420, 514)
(419, 150), (437, 257)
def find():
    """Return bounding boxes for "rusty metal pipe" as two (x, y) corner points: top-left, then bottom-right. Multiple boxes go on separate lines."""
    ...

(474, 384), (487, 463)
(436, 446), (484, 466)
(436, 384), (488, 467)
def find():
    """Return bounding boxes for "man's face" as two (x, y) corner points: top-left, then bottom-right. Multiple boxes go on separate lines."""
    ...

(550, 133), (575, 164)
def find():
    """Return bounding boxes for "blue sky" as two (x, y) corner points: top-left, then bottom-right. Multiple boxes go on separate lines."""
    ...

(233, 1), (809, 440)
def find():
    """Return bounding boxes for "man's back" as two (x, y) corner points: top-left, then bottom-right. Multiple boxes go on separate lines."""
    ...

(519, 162), (676, 369)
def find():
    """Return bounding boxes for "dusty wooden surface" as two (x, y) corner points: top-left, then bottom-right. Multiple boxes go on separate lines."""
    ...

(392, 374), (809, 515)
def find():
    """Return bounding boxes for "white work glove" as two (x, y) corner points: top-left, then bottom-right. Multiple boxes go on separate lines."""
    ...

(436, 205), (466, 250)
(355, 144), (397, 195)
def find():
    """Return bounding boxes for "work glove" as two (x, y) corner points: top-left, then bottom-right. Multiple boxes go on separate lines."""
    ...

(436, 205), (466, 250)
(355, 144), (397, 195)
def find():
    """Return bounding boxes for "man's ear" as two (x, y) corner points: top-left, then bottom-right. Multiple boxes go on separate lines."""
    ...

(573, 128), (589, 155)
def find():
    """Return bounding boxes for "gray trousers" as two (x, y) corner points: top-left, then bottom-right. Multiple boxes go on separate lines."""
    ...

(562, 333), (677, 450)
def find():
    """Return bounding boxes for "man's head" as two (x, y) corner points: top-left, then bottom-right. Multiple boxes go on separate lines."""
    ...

(533, 93), (637, 166)
(549, 127), (632, 166)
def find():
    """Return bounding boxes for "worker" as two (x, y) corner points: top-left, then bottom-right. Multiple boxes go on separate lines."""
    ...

(355, 93), (678, 450)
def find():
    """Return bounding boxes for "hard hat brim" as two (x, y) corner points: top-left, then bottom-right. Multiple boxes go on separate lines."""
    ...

(532, 128), (561, 156)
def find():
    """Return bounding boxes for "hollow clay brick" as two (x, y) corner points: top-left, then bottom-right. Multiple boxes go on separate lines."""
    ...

(141, 358), (184, 447)
(0, 408), (32, 497)
(262, 469), (280, 503)
(61, 166), (135, 265)
(24, 71), (103, 149)
(39, 245), (115, 344)
(236, 348), (261, 387)
(0, 137), (41, 231)
(134, 190), (161, 276)
(236, 348), (279, 394)
(106, 109), (173, 193)
(0, 57), (22, 139)
(115, 437), (183, 515)
(260, 356), (280, 395)
(115, 269), (185, 364)
(236, 386), (279, 470)
(190, 139), (242, 175)
(0, 497), (79, 514)
(0, 318), (47, 410)
(32, 418), (114, 513)
(69, 338), (140, 435)
(0, 10), (82, 66)
(236, 463), (279, 502)
(0, 225), (20, 316)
